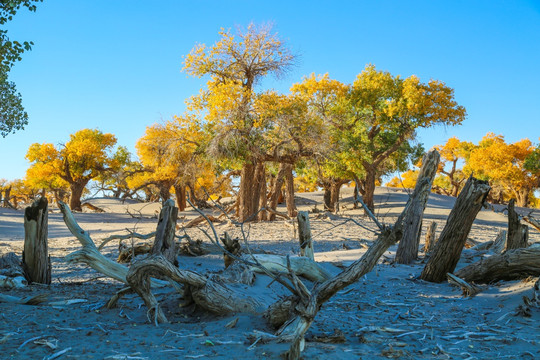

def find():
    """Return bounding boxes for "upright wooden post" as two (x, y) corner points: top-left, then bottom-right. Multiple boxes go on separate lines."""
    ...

(423, 221), (438, 254)
(297, 211), (314, 260)
(420, 177), (490, 282)
(23, 197), (51, 284)
(395, 149), (440, 264)
(152, 199), (178, 266)
(506, 199), (529, 250)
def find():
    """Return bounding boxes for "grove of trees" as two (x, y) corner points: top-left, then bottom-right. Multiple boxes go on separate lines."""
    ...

(2, 24), (539, 215)
(388, 133), (540, 208)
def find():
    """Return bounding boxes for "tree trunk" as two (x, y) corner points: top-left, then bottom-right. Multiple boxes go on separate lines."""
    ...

(329, 181), (343, 212)
(323, 182), (332, 211)
(268, 163), (286, 221)
(455, 247), (540, 283)
(174, 184), (186, 211)
(3, 186), (11, 207)
(256, 163), (268, 221)
(516, 189), (529, 208)
(362, 167), (377, 213)
(283, 163), (297, 218)
(297, 211), (314, 260)
(395, 149), (440, 264)
(22, 197), (51, 284)
(151, 199), (179, 266)
(507, 199), (529, 250)
(420, 177), (490, 282)
(69, 180), (88, 212)
(239, 161), (258, 222)
(158, 182), (171, 202)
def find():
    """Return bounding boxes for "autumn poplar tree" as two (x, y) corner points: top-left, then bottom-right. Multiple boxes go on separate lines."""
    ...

(433, 137), (473, 196)
(26, 129), (118, 211)
(464, 133), (539, 207)
(346, 65), (466, 211)
(183, 24), (296, 221)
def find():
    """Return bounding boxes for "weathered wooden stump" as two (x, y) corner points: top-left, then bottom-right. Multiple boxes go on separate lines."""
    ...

(22, 197), (51, 284)
(395, 149), (440, 264)
(152, 199), (178, 266)
(506, 199), (529, 250)
(297, 211), (314, 260)
(420, 177), (490, 282)
(423, 221), (438, 254)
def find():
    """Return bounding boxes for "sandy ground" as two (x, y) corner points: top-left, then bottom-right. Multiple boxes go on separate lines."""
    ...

(1, 187), (539, 359)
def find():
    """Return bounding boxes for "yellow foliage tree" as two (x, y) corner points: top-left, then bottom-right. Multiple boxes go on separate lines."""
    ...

(386, 170), (419, 189)
(183, 23), (296, 221)
(464, 133), (539, 207)
(434, 137), (473, 196)
(25, 128), (117, 211)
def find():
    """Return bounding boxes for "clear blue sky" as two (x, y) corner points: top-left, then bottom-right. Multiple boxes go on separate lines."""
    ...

(1, 0), (539, 180)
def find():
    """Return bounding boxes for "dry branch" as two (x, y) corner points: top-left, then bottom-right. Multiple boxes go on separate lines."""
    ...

(183, 215), (222, 228)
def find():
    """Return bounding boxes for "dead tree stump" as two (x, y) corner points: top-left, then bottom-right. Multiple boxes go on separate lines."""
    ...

(22, 197), (51, 284)
(420, 177), (490, 282)
(151, 199), (178, 266)
(297, 211), (314, 260)
(507, 199), (529, 250)
(423, 221), (438, 254)
(395, 149), (440, 264)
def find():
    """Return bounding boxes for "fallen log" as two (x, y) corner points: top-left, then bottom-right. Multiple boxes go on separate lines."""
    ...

(455, 247), (540, 283)
(251, 254), (332, 282)
(523, 215), (540, 232)
(183, 214), (222, 228)
(58, 201), (167, 287)
(81, 202), (105, 213)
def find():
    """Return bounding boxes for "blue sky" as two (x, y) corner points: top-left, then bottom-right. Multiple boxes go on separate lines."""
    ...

(1, 0), (539, 180)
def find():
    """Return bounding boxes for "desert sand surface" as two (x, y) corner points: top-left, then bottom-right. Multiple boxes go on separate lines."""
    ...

(1, 187), (539, 359)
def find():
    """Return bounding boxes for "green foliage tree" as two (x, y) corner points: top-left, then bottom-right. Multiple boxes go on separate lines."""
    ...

(345, 65), (466, 211)
(0, 0), (41, 137)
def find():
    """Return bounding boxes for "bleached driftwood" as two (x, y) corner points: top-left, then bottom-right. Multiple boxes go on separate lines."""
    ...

(81, 202), (105, 213)
(447, 273), (480, 297)
(251, 254), (331, 282)
(523, 215), (540, 232)
(183, 214), (222, 228)
(152, 199), (178, 265)
(59, 201), (166, 287)
(455, 247), (540, 283)
(491, 230), (507, 254)
(98, 231), (157, 251)
(126, 255), (265, 324)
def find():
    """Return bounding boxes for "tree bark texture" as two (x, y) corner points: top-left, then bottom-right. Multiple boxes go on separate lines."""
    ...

(395, 149), (440, 264)
(268, 163), (286, 221)
(174, 184), (187, 211)
(152, 199), (179, 266)
(506, 199), (529, 251)
(69, 180), (88, 211)
(420, 177), (490, 283)
(283, 163), (297, 218)
(297, 211), (314, 260)
(455, 247), (540, 283)
(362, 168), (377, 213)
(257, 163), (268, 221)
(22, 197), (51, 284)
